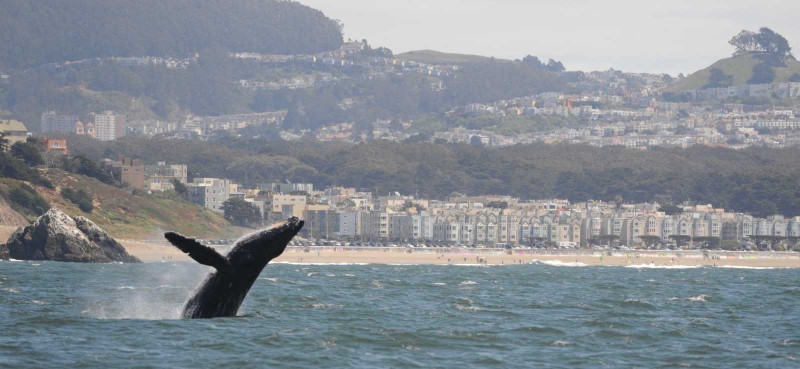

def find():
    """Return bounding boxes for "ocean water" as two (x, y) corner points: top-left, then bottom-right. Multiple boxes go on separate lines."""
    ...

(1, 261), (798, 368)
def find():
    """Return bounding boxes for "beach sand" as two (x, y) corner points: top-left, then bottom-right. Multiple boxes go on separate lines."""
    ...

(120, 240), (800, 268)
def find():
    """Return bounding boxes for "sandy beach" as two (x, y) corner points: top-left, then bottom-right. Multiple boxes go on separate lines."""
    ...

(119, 240), (800, 268)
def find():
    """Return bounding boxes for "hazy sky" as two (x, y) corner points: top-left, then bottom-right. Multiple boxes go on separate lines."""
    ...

(299, 0), (799, 75)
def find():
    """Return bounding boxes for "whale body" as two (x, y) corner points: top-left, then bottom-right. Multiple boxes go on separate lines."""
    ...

(165, 217), (304, 319)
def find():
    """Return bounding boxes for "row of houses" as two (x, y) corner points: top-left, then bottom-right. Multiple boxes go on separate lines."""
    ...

(178, 178), (800, 247)
(682, 82), (800, 101)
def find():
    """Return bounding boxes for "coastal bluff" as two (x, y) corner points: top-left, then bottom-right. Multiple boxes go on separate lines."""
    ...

(0, 209), (140, 263)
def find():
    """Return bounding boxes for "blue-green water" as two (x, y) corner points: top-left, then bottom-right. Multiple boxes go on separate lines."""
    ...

(1, 261), (798, 368)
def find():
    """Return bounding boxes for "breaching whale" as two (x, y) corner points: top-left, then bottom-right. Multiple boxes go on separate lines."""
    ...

(165, 217), (304, 319)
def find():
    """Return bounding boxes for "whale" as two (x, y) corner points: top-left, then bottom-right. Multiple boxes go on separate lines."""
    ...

(164, 217), (304, 319)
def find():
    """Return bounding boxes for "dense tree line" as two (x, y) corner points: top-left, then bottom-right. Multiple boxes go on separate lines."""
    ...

(0, 0), (343, 70)
(66, 136), (800, 218)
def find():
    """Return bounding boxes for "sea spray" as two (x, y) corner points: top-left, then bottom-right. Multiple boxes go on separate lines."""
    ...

(83, 262), (207, 320)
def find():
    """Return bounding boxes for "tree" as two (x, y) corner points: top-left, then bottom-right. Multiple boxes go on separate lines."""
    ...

(729, 30), (759, 55)
(61, 188), (94, 213)
(222, 198), (262, 228)
(522, 55), (544, 69)
(729, 28), (792, 61)
(469, 135), (484, 147)
(172, 179), (188, 199)
(638, 236), (662, 249)
(748, 63), (776, 84)
(658, 203), (683, 216)
(594, 235), (619, 247)
(546, 59), (566, 72)
(669, 235), (691, 248)
(66, 156), (117, 185)
(485, 201), (508, 209)
(10, 141), (44, 166)
(706, 68), (733, 88)
(0, 133), (8, 152)
(694, 236), (721, 250)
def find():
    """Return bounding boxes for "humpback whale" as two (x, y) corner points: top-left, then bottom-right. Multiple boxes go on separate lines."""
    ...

(165, 217), (304, 319)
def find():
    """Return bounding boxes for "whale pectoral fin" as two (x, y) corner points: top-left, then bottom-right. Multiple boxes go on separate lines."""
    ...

(164, 232), (232, 273)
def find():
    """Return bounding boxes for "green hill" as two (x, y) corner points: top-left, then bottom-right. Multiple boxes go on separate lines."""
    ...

(0, 0), (343, 70)
(666, 53), (800, 92)
(397, 50), (507, 65)
(27, 169), (240, 239)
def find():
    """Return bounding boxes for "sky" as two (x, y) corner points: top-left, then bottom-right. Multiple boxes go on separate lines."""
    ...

(298, 0), (800, 75)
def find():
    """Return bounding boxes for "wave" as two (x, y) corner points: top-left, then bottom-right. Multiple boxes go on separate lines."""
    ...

(531, 260), (588, 267)
(453, 304), (484, 312)
(459, 281), (478, 286)
(669, 294), (710, 302)
(625, 264), (700, 269)
(715, 265), (785, 270)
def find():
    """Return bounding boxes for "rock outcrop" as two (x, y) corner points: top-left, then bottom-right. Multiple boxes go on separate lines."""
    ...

(0, 208), (140, 263)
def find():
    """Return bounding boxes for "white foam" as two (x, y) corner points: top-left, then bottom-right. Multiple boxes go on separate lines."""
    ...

(687, 295), (709, 302)
(715, 265), (784, 270)
(531, 260), (588, 267)
(669, 294), (709, 302)
(432, 282), (446, 286)
(625, 264), (700, 269)
(459, 281), (478, 286)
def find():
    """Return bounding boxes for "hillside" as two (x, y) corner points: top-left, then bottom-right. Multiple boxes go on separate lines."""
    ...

(2, 169), (241, 239)
(0, 0), (343, 70)
(67, 137), (800, 218)
(666, 53), (800, 92)
(397, 50), (503, 65)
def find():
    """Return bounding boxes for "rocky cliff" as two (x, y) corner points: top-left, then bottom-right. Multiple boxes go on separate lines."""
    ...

(0, 209), (140, 263)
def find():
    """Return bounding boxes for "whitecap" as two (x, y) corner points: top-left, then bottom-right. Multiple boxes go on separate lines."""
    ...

(453, 304), (483, 312)
(116, 286), (136, 290)
(459, 281), (478, 286)
(531, 260), (588, 267)
(2, 288), (20, 293)
(311, 303), (343, 309)
(669, 294), (709, 302)
(687, 294), (709, 302)
(716, 265), (783, 270)
(551, 340), (571, 346)
(432, 282), (446, 286)
(31, 300), (47, 305)
(625, 264), (700, 269)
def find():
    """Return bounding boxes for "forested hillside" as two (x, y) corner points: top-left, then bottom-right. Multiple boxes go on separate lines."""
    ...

(66, 136), (800, 218)
(0, 0), (343, 70)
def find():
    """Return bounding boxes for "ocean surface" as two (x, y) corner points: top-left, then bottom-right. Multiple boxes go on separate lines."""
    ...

(1, 261), (798, 368)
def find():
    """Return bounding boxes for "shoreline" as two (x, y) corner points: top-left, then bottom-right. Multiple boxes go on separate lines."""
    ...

(120, 241), (800, 268)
